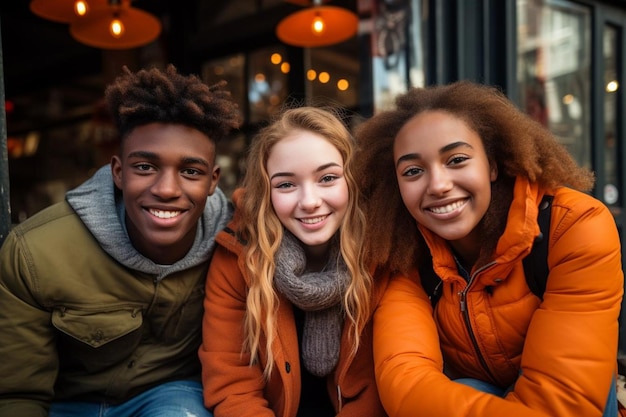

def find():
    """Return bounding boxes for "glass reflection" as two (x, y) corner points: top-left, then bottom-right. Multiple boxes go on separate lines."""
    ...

(516, 0), (591, 170)
(603, 25), (620, 210)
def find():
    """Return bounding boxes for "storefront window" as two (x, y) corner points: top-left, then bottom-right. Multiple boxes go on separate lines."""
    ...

(201, 54), (249, 197)
(202, 53), (246, 117)
(370, 0), (425, 112)
(306, 39), (360, 109)
(248, 46), (290, 123)
(516, 0), (591, 169)
(197, 0), (284, 25)
(603, 25), (621, 211)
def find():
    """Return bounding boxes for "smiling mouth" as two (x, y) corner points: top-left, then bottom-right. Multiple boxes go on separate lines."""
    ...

(428, 199), (466, 214)
(299, 215), (328, 224)
(149, 209), (182, 219)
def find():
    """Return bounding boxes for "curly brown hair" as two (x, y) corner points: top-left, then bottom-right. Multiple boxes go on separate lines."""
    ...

(104, 64), (241, 145)
(354, 80), (595, 274)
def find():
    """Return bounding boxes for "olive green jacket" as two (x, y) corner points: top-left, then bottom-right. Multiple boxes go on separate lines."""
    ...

(0, 166), (231, 416)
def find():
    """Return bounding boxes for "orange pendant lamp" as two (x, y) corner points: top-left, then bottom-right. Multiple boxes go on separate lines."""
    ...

(69, 0), (161, 49)
(30, 0), (108, 23)
(276, 0), (359, 48)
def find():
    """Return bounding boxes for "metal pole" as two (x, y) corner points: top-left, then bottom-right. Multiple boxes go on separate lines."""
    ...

(0, 16), (12, 246)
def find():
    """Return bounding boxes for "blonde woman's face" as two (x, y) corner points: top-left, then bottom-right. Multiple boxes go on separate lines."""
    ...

(267, 130), (348, 255)
(393, 111), (497, 253)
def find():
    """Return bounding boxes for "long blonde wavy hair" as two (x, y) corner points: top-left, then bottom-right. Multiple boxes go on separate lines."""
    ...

(239, 106), (372, 378)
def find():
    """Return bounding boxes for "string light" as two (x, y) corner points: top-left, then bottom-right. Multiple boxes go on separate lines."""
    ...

(270, 53), (282, 65)
(312, 14), (324, 35)
(109, 15), (124, 37)
(74, 0), (88, 17)
(337, 79), (349, 91)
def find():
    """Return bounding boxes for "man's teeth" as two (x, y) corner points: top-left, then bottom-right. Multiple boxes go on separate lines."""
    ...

(300, 215), (327, 224)
(150, 209), (181, 219)
(429, 200), (464, 214)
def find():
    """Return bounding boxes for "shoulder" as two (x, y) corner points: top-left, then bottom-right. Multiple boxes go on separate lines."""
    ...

(214, 223), (245, 254)
(370, 267), (394, 307)
(212, 187), (248, 253)
(1, 201), (99, 261)
(8, 200), (81, 240)
(546, 187), (622, 295)
(549, 187), (615, 239)
(0, 201), (97, 290)
(551, 186), (608, 212)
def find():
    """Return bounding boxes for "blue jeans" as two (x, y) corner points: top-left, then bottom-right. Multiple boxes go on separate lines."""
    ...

(455, 377), (617, 417)
(49, 380), (213, 417)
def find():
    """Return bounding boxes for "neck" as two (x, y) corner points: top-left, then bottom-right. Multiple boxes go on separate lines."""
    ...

(448, 231), (482, 271)
(305, 245), (330, 272)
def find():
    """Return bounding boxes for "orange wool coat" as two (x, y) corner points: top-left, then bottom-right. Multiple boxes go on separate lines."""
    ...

(374, 177), (624, 417)
(200, 198), (389, 417)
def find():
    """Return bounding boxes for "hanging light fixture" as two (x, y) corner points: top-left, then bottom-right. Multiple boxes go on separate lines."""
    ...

(276, 0), (359, 48)
(29, 0), (107, 23)
(69, 0), (162, 49)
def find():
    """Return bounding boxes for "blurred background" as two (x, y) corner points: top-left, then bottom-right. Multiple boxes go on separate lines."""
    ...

(1, 0), (626, 363)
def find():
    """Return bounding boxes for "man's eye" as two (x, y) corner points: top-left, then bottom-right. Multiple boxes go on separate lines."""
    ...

(182, 168), (201, 175)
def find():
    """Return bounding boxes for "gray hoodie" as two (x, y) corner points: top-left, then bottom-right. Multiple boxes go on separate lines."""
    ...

(66, 165), (232, 280)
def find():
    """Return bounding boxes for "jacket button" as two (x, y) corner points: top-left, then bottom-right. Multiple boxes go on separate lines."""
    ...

(285, 362), (291, 373)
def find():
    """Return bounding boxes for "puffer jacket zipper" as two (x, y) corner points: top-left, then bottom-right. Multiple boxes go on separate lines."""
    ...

(336, 385), (343, 412)
(458, 262), (498, 383)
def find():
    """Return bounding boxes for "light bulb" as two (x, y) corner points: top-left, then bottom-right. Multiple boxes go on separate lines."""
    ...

(312, 15), (325, 35)
(110, 18), (124, 38)
(74, 0), (88, 17)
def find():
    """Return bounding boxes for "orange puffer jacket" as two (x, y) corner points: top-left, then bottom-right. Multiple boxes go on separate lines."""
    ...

(374, 177), (624, 417)
(200, 190), (389, 417)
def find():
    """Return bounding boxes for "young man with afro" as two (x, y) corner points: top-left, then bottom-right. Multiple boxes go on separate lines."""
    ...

(0, 65), (241, 417)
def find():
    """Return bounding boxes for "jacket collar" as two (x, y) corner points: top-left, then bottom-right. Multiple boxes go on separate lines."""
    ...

(418, 176), (545, 279)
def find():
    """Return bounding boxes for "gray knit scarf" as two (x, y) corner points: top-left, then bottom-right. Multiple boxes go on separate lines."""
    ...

(274, 231), (349, 377)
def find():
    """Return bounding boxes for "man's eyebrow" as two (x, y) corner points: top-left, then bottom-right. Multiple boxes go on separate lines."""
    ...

(126, 152), (210, 168)
(127, 150), (158, 160)
(181, 157), (210, 168)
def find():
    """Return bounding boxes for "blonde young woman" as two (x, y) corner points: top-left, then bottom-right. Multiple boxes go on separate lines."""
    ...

(199, 107), (388, 417)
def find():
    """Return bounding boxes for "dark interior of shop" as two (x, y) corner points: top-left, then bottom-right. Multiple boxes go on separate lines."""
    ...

(2, 1), (258, 136)
(2, 0), (362, 222)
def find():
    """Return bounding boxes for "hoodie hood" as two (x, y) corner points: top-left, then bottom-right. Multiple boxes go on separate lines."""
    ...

(65, 165), (232, 280)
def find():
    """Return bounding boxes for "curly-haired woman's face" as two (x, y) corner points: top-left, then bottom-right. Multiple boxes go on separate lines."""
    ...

(267, 130), (348, 260)
(393, 111), (497, 257)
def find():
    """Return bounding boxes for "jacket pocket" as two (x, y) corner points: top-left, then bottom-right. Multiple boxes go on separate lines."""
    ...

(52, 306), (143, 373)
(158, 284), (205, 343)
